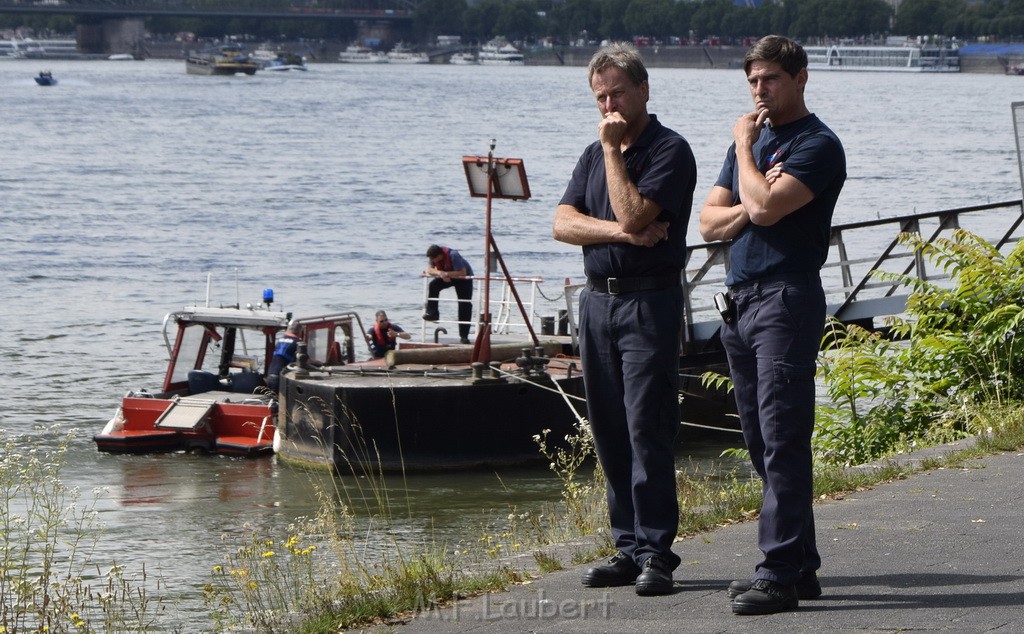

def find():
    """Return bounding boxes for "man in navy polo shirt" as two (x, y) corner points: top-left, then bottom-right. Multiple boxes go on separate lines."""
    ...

(554, 41), (696, 597)
(699, 35), (846, 615)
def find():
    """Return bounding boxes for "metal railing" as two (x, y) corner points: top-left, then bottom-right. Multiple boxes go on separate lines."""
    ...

(418, 274), (544, 342)
(562, 200), (1024, 359)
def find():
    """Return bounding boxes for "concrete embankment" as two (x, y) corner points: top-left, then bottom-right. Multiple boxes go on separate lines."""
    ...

(143, 40), (1009, 72)
(526, 45), (747, 69)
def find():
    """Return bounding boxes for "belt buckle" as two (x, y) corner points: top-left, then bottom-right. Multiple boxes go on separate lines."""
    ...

(607, 277), (620, 295)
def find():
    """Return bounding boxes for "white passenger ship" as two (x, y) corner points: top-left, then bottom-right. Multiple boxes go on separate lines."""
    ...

(805, 44), (959, 72)
(478, 39), (524, 65)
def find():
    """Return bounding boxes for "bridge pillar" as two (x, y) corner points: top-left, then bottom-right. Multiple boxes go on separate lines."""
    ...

(355, 20), (401, 47)
(76, 18), (146, 57)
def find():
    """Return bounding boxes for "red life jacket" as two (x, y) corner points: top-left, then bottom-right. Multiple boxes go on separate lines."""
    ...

(372, 322), (396, 347)
(436, 247), (454, 271)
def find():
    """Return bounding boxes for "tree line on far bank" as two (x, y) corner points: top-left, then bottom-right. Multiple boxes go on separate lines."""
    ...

(2, 0), (1022, 47)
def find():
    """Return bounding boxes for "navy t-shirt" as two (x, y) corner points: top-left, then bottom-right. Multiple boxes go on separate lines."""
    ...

(714, 114), (846, 286)
(444, 248), (474, 277)
(560, 114), (697, 279)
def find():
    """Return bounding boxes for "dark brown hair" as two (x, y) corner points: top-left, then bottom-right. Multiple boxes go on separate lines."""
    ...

(743, 35), (808, 77)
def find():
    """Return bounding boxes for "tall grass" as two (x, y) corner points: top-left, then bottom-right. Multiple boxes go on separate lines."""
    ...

(0, 429), (176, 633)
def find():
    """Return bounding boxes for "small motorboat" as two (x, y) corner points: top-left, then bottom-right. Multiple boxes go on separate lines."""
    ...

(34, 71), (57, 86)
(93, 290), (365, 457)
(261, 51), (307, 71)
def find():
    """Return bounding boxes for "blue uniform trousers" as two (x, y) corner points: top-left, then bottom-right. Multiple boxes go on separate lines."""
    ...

(720, 272), (824, 585)
(578, 284), (682, 569)
(427, 278), (473, 339)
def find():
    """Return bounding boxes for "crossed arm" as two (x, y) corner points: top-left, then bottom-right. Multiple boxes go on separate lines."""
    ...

(699, 112), (815, 243)
(553, 143), (669, 247)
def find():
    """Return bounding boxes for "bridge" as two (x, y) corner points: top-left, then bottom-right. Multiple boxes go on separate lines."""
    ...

(0, 0), (414, 21)
(0, 0), (414, 55)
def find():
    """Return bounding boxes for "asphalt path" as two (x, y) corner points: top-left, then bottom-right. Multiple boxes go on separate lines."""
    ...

(390, 440), (1024, 633)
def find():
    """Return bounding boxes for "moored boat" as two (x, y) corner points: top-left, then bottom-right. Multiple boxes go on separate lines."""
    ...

(275, 283), (586, 473)
(478, 39), (524, 65)
(93, 300), (285, 456)
(338, 44), (388, 64)
(91, 273), (586, 471)
(387, 43), (429, 64)
(185, 44), (258, 75)
(448, 51), (478, 65)
(93, 294), (364, 457)
(805, 43), (959, 72)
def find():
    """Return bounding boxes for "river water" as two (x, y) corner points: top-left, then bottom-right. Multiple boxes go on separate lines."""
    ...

(2, 59), (1023, 623)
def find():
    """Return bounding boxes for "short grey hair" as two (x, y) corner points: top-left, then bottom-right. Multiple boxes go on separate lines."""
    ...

(588, 42), (648, 88)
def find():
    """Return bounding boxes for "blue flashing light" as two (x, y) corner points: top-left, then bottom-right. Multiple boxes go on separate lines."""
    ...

(263, 288), (274, 305)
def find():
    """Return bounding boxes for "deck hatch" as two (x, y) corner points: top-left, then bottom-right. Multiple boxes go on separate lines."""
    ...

(154, 397), (217, 430)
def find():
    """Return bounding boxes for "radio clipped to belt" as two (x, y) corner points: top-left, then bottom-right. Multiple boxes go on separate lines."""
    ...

(714, 291), (736, 324)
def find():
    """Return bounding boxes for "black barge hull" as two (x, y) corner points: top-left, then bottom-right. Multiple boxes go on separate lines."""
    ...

(276, 367), (587, 473)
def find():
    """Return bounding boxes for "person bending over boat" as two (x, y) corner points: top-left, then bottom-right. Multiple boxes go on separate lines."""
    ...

(553, 41), (696, 597)
(367, 310), (411, 358)
(267, 321), (303, 392)
(422, 244), (474, 344)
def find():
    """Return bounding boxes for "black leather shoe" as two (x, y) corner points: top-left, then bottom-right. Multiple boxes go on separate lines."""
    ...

(422, 312), (439, 322)
(731, 579), (799, 615)
(581, 552), (641, 587)
(635, 556), (674, 596)
(727, 571), (821, 599)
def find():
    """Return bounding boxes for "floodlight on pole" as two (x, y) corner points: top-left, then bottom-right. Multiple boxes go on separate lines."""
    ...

(462, 142), (536, 364)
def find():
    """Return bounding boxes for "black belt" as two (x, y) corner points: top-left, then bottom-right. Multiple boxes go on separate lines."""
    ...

(728, 270), (820, 292)
(587, 273), (679, 295)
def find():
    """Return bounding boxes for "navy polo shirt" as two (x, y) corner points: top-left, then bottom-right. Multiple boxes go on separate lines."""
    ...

(715, 114), (846, 286)
(560, 114), (697, 279)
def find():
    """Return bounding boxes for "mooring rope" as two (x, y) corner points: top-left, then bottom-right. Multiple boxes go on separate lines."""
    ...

(490, 362), (743, 434)
(303, 359), (743, 434)
(487, 361), (588, 403)
(679, 421), (743, 434)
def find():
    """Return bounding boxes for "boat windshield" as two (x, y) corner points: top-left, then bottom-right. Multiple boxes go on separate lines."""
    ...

(163, 322), (273, 391)
(165, 324), (210, 388)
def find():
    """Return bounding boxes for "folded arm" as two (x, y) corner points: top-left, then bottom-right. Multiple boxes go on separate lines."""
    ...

(554, 204), (668, 247)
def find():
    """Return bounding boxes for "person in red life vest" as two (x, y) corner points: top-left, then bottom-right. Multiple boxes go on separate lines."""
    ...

(423, 244), (474, 344)
(367, 310), (411, 358)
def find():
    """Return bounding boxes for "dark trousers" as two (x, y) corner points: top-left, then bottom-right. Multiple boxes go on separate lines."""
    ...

(578, 284), (682, 569)
(426, 277), (473, 339)
(720, 273), (825, 585)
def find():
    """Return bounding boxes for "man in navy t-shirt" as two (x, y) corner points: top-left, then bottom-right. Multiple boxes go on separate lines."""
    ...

(699, 35), (846, 616)
(554, 41), (696, 597)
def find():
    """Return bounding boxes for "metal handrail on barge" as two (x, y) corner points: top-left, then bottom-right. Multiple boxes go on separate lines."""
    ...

(418, 274), (545, 341)
(681, 199), (1024, 360)
(560, 200), (1024, 362)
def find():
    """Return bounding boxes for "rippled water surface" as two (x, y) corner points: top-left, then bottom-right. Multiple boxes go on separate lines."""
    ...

(2, 59), (1022, 620)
